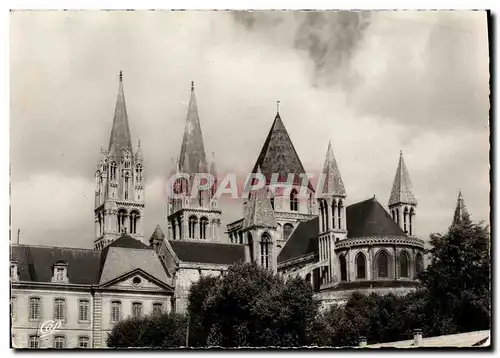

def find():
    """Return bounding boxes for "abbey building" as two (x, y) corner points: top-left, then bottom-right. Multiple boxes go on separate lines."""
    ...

(11, 73), (465, 348)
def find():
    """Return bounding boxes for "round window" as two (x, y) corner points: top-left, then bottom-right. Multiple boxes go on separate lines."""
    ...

(132, 277), (142, 286)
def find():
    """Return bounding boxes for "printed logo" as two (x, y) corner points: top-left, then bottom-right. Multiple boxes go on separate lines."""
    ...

(39, 320), (62, 338)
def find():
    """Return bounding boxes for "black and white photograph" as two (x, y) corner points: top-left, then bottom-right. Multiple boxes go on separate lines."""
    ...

(9, 9), (491, 349)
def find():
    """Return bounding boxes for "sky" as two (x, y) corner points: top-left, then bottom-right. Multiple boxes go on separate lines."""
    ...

(10, 10), (490, 248)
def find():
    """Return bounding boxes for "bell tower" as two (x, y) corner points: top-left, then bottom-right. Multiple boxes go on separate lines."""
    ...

(94, 71), (146, 249)
(388, 151), (417, 236)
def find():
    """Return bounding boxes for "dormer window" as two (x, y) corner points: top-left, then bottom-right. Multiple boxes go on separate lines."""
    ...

(10, 261), (19, 281)
(51, 261), (68, 283)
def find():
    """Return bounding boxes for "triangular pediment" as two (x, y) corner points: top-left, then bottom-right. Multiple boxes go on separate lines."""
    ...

(100, 268), (173, 292)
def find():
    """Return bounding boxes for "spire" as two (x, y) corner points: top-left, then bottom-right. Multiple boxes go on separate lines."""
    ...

(135, 139), (144, 161)
(389, 151), (417, 206)
(252, 109), (313, 191)
(149, 224), (166, 244)
(179, 81), (208, 174)
(321, 140), (346, 196)
(209, 151), (217, 177)
(243, 166), (277, 229)
(452, 189), (470, 226)
(108, 71), (133, 161)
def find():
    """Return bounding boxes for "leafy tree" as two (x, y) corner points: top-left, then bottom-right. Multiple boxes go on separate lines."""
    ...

(107, 313), (188, 348)
(420, 212), (491, 335)
(187, 262), (318, 347)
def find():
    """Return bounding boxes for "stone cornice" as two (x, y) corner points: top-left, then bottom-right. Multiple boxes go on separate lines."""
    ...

(226, 218), (244, 232)
(335, 236), (425, 249)
(278, 252), (317, 269)
(274, 211), (317, 221)
(115, 201), (145, 208)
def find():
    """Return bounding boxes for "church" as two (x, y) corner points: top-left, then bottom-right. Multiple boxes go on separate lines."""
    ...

(11, 73), (462, 348)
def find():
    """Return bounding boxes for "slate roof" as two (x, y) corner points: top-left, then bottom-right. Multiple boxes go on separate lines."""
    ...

(10, 245), (101, 284)
(278, 217), (319, 263)
(252, 113), (314, 191)
(108, 71), (133, 162)
(389, 152), (417, 206)
(346, 197), (406, 238)
(169, 240), (246, 265)
(277, 198), (406, 263)
(179, 82), (208, 174)
(321, 141), (346, 196)
(11, 234), (171, 286)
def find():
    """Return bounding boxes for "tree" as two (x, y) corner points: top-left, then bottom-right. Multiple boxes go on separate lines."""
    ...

(187, 262), (318, 347)
(420, 212), (490, 335)
(106, 313), (188, 348)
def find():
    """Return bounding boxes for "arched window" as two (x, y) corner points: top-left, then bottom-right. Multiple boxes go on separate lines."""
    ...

(110, 162), (117, 181)
(339, 255), (347, 281)
(117, 209), (127, 234)
(324, 199), (329, 231)
(283, 223), (294, 242)
(270, 193), (275, 210)
(260, 233), (271, 269)
(415, 253), (424, 275)
(409, 208), (415, 235)
(403, 207), (409, 233)
(129, 211), (140, 234)
(290, 189), (298, 211)
(319, 200), (325, 232)
(356, 253), (366, 279)
(331, 200), (337, 229)
(247, 232), (254, 261)
(200, 217), (209, 239)
(338, 200), (343, 229)
(376, 251), (389, 278)
(396, 208), (400, 225)
(400, 251), (409, 278)
(238, 231), (243, 244)
(188, 216), (198, 239)
(135, 164), (143, 184)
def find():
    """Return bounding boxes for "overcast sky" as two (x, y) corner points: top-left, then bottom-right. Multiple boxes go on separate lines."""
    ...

(10, 10), (489, 248)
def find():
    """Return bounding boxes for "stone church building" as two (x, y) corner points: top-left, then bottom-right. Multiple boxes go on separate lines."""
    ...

(11, 73), (462, 348)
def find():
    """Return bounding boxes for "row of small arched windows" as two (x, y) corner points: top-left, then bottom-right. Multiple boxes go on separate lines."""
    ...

(391, 207), (415, 235)
(319, 199), (344, 232)
(338, 251), (424, 281)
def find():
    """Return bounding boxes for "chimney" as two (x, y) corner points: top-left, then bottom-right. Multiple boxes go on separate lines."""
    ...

(413, 329), (423, 346)
(359, 336), (367, 347)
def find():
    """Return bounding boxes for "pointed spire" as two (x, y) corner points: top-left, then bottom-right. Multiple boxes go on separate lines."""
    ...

(149, 224), (166, 244)
(243, 166), (277, 229)
(252, 109), (313, 190)
(179, 81), (208, 174)
(389, 151), (417, 206)
(452, 189), (470, 226)
(135, 139), (144, 161)
(108, 71), (133, 161)
(321, 140), (346, 196)
(209, 151), (217, 177)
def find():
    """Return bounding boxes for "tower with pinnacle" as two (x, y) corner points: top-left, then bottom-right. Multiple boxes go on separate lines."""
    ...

(94, 72), (145, 249)
(452, 189), (470, 226)
(388, 151), (417, 235)
(166, 82), (222, 242)
(317, 141), (347, 283)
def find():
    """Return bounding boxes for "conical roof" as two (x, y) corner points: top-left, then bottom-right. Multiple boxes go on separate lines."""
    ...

(108, 71), (133, 161)
(243, 167), (277, 229)
(389, 151), (417, 206)
(321, 141), (346, 196)
(452, 190), (470, 226)
(179, 82), (208, 174)
(150, 225), (166, 243)
(252, 112), (314, 191)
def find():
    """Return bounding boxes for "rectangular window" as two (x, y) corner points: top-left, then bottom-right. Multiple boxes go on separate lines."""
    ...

(78, 299), (89, 321)
(152, 303), (163, 316)
(10, 264), (18, 280)
(29, 297), (41, 320)
(29, 335), (39, 349)
(132, 302), (142, 318)
(53, 336), (65, 349)
(78, 336), (89, 348)
(54, 298), (65, 321)
(111, 301), (121, 323)
(56, 267), (64, 281)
